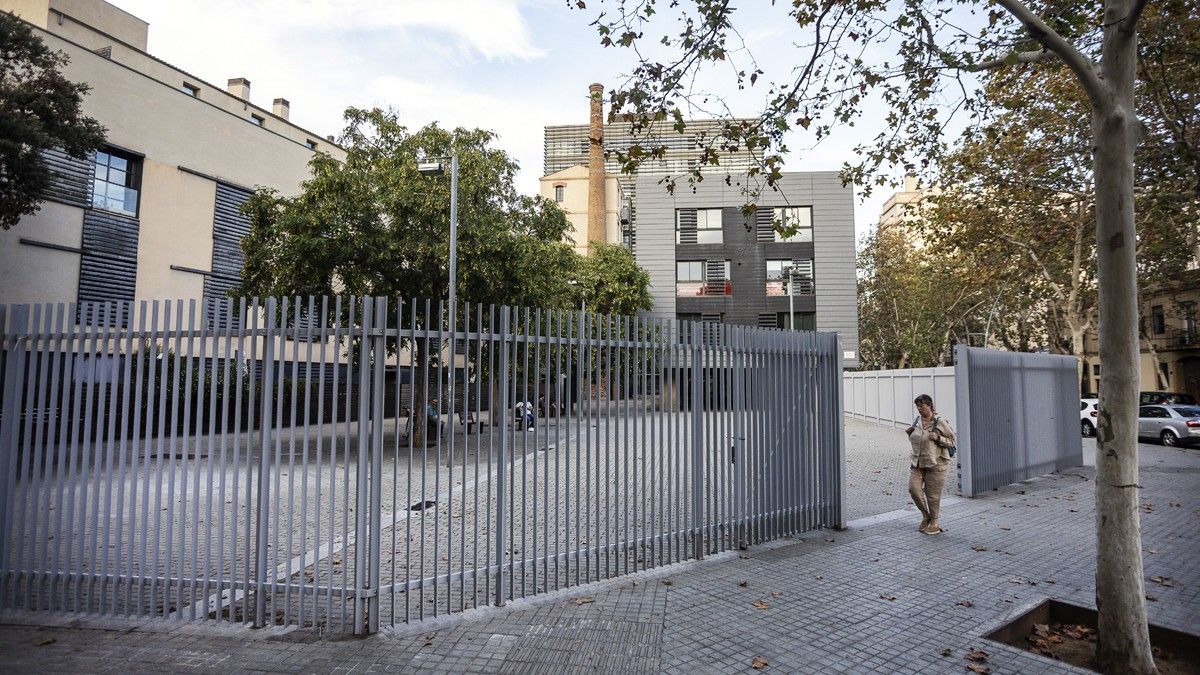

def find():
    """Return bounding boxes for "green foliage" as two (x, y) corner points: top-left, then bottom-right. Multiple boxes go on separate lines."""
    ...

(236, 108), (580, 314)
(573, 241), (652, 317)
(0, 11), (106, 228)
(856, 227), (990, 369)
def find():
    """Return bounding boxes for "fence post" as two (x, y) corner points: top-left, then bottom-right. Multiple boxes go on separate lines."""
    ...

(366, 298), (387, 633)
(352, 298), (374, 633)
(953, 343), (974, 497)
(494, 306), (510, 607)
(253, 298), (276, 628)
(0, 305), (29, 595)
(834, 335), (847, 529)
(689, 322), (704, 560)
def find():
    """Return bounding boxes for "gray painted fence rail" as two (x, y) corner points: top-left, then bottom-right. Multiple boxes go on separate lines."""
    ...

(0, 297), (844, 634)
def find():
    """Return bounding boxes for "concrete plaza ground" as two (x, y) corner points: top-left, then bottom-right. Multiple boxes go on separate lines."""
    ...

(0, 417), (1196, 673)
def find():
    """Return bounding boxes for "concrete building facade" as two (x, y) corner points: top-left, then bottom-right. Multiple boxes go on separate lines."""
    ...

(538, 166), (625, 255)
(1082, 270), (1200, 399)
(543, 114), (756, 251)
(634, 172), (860, 367)
(0, 0), (345, 313)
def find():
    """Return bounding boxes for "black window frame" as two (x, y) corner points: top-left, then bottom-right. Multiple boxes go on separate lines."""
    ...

(181, 82), (200, 97)
(1151, 305), (1165, 334)
(250, 113), (265, 127)
(91, 147), (142, 217)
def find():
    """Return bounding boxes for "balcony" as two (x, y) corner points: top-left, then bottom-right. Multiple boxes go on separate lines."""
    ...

(765, 279), (815, 297)
(676, 281), (733, 297)
(1146, 328), (1200, 351)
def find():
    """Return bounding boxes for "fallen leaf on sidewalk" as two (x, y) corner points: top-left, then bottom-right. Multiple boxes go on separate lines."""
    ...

(971, 545), (988, 552)
(751, 656), (769, 670)
(939, 648), (952, 657)
(572, 596), (594, 605)
(738, 581), (749, 587)
(964, 648), (989, 662)
(1148, 576), (1175, 587)
(752, 600), (770, 610)
(35, 637), (55, 646)
(955, 600), (973, 608)
(814, 574), (824, 580)
(997, 526), (1011, 531)
(1146, 548), (1158, 554)
(1146, 594), (1158, 602)
(662, 579), (674, 586)
(739, 554), (752, 559)
(966, 664), (991, 674)
(879, 594), (897, 601)
(771, 591), (783, 598)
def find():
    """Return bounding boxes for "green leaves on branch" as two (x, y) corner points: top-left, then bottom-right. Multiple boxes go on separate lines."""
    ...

(0, 11), (106, 229)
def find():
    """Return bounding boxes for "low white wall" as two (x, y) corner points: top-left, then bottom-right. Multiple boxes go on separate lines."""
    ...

(843, 366), (957, 429)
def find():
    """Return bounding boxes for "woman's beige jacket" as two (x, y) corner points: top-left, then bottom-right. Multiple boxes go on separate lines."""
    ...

(908, 416), (957, 469)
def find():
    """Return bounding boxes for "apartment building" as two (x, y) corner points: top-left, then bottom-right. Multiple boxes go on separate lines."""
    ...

(542, 86), (756, 252)
(0, 0), (346, 316)
(635, 172), (860, 367)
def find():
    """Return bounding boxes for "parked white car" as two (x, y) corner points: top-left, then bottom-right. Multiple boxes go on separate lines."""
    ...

(1080, 397), (1099, 437)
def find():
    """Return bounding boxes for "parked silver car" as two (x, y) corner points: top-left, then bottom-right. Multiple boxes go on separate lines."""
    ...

(1137, 405), (1200, 447)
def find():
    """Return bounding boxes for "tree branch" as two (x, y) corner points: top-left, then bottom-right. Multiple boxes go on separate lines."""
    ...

(994, 0), (1108, 107)
(916, 12), (1061, 72)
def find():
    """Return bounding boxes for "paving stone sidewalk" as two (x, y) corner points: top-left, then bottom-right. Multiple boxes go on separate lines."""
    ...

(1, 430), (1196, 674)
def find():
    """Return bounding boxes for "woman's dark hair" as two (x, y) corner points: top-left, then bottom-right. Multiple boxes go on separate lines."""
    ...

(914, 394), (934, 408)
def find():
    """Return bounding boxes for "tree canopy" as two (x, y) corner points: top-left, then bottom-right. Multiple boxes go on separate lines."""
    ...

(236, 108), (581, 314)
(572, 241), (653, 317)
(0, 10), (106, 228)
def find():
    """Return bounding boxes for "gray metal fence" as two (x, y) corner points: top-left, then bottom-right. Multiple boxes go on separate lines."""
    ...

(954, 344), (1083, 497)
(0, 297), (844, 634)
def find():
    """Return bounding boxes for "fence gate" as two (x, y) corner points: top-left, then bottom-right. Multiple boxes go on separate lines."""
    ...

(0, 297), (844, 634)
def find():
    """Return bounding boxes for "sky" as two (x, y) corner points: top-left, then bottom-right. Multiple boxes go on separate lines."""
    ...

(108, 0), (901, 242)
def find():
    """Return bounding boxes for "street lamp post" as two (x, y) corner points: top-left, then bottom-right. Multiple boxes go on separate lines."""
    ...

(786, 265), (796, 330)
(418, 153), (459, 316)
(418, 153), (460, 426)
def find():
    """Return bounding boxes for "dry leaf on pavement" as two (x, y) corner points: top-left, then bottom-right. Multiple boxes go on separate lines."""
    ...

(752, 656), (769, 670)
(752, 600), (770, 610)
(572, 597), (594, 605)
(879, 594), (897, 601)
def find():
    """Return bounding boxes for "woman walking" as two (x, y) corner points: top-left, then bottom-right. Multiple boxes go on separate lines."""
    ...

(905, 394), (957, 534)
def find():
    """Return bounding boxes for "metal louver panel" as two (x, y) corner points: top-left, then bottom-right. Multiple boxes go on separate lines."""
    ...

(758, 313), (778, 328)
(78, 209), (138, 325)
(677, 209), (698, 244)
(41, 147), (93, 208)
(756, 208), (775, 242)
(205, 182), (254, 329)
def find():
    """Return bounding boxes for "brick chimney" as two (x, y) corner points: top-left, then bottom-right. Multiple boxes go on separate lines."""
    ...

(227, 77), (250, 101)
(272, 98), (290, 120)
(587, 83), (606, 253)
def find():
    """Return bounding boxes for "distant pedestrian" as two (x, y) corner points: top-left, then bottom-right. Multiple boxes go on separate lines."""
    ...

(514, 401), (535, 431)
(905, 394), (957, 534)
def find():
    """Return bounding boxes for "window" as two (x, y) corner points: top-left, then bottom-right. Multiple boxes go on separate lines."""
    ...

(181, 82), (199, 97)
(1183, 302), (1197, 336)
(306, 139), (318, 151)
(250, 113), (265, 126)
(695, 208), (723, 243)
(1093, 363), (1101, 376)
(91, 148), (141, 216)
(554, 185), (565, 202)
(777, 312), (815, 331)
(1151, 305), (1165, 334)
(765, 259), (814, 296)
(676, 260), (731, 296)
(677, 261), (704, 283)
(774, 206), (813, 242)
